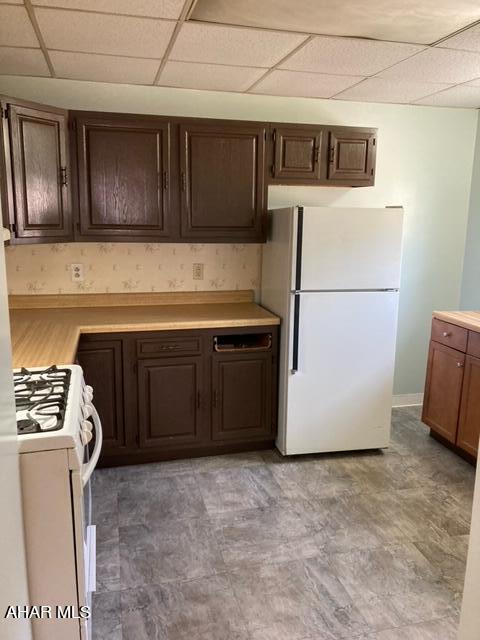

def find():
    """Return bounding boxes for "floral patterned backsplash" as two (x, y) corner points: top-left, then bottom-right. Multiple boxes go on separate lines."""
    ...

(5, 243), (262, 295)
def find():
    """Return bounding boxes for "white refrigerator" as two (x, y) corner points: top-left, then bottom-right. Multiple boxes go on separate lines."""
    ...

(261, 206), (404, 455)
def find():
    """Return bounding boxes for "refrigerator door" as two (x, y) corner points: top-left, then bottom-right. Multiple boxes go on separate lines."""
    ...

(283, 290), (399, 455)
(297, 206), (403, 291)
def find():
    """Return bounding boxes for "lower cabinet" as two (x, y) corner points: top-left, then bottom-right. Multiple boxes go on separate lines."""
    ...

(76, 336), (128, 456)
(77, 326), (278, 466)
(422, 318), (480, 460)
(212, 353), (273, 441)
(137, 356), (205, 449)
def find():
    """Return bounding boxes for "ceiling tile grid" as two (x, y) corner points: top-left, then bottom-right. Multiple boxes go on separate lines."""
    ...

(2, 1), (480, 108)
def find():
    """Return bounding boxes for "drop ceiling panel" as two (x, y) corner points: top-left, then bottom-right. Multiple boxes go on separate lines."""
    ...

(415, 84), (480, 107)
(378, 47), (480, 84)
(170, 22), (308, 67)
(191, 0), (480, 45)
(50, 50), (160, 84)
(334, 77), (452, 104)
(160, 60), (265, 91)
(0, 47), (50, 76)
(251, 69), (363, 98)
(438, 23), (480, 52)
(35, 8), (175, 58)
(32, 0), (185, 19)
(281, 37), (425, 76)
(0, 5), (39, 48)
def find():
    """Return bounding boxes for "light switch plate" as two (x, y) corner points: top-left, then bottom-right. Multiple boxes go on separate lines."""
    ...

(192, 263), (204, 280)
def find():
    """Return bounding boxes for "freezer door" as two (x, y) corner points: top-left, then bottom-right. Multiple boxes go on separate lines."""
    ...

(284, 291), (399, 455)
(298, 206), (403, 291)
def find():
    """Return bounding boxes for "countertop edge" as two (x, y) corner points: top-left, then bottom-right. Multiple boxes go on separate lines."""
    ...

(432, 311), (480, 332)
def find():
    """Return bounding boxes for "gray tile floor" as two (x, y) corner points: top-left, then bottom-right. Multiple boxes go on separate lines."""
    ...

(91, 406), (475, 640)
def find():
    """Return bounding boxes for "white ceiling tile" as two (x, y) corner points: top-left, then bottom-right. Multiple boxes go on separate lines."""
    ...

(191, 0), (480, 45)
(170, 22), (308, 68)
(250, 69), (364, 99)
(0, 47), (50, 76)
(49, 50), (159, 84)
(437, 23), (480, 52)
(280, 36), (424, 76)
(35, 8), (175, 58)
(0, 5), (39, 48)
(159, 60), (265, 92)
(0, 0), (23, 3)
(414, 84), (480, 107)
(378, 47), (480, 84)
(32, 0), (184, 19)
(333, 77), (452, 104)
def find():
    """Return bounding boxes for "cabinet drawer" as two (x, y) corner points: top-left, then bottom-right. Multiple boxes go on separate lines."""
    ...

(467, 331), (480, 359)
(136, 335), (202, 358)
(431, 318), (468, 352)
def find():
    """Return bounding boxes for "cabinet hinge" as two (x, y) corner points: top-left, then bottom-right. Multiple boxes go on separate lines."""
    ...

(371, 168), (374, 176)
(60, 166), (68, 187)
(163, 171), (168, 190)
(0, 105), (7, 120)
(270, 164), (274, 177)
(373, 138), (376, 146)
(272, 129), (276, 142)
(9, 222), (16, 234)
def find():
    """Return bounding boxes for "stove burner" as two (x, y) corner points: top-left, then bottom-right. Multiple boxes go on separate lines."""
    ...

(17, 418), (41, 434)
(14, 365), (71, 436)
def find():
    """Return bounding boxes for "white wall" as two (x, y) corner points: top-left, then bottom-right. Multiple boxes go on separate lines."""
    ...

(461, 111), (480, 310)
(0, 75), (477, 395)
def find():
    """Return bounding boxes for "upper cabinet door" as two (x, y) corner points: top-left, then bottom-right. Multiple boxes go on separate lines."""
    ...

(271, 126), (322, 183)
(326, 127), (377, 186)
(7, 103), (71, 241)
(75, 115), (171, 240)
(179, 122), (267, 242)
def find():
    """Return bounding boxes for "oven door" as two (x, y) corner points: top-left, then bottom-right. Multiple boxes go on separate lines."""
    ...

(71, 404), (103, 640)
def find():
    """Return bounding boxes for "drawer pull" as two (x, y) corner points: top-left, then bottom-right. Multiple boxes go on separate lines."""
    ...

(443, 332), (451, 337)
(457, 362), (464, 368)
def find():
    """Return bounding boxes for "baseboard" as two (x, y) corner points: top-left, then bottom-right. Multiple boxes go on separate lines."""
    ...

(392, 393), (424, 408)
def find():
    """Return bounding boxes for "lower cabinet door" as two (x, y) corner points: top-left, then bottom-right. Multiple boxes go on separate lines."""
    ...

(457, 355), (480, 457)
(212, 353), (272, 441)
(422, 341), (465, 443)
(76, 338), (126, 456)
(138, 356), (204, 448)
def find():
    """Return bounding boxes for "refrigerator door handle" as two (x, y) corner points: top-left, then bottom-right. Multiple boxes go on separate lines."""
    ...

(291, 294), (301, 374)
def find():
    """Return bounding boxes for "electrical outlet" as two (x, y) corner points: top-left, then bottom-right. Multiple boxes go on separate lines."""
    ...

(192, 263), (204, 280)
(70, 263), (85, 283)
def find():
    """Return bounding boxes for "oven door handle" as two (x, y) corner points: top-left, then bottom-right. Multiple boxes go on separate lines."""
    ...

(82, 404), (103, 488)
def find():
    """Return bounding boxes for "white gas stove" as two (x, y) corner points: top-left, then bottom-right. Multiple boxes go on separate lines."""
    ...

(15, 364), (102, 640)
(14, 364), (96, 462)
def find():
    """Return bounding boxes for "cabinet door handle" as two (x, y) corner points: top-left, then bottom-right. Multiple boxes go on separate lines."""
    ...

(443, 331), (451, 337)
(457, 362), (464, 368)
(163, 171), (168, 190)
(313, 146), (320, 163)
(328, 147), (335, 164)
(181, 171), (186, 192)
(60, 166), (68, 187)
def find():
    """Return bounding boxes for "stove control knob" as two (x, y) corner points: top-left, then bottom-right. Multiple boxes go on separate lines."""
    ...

(82, 420), (93, 433)
(81, 430), (93, 445)
(84, 385), (94, 402)
(82, 404), (93, 419)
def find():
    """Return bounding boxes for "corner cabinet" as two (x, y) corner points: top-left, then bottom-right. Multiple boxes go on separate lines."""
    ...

(72, 113), (173, 241)
(1, 98), (72, 243)
(77, 326), (278, 467)
(422, 318), (480, 460)
(179, 122), (267, 242)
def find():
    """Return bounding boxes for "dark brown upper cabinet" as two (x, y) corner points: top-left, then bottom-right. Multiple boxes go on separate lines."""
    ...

(326, 127), (376, 186)
(1, 98), (72, 243)
(73, 112), (172, 241)
(179, 121), (267, 242)
(270, 125), (323, 183)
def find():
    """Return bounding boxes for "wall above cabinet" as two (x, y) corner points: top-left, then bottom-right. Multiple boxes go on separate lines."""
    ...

(1, 95), (378, 245)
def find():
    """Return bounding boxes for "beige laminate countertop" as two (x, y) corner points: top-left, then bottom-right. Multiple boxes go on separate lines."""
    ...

(433, 310), (480, 332)
(9, 291), (280, 369)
